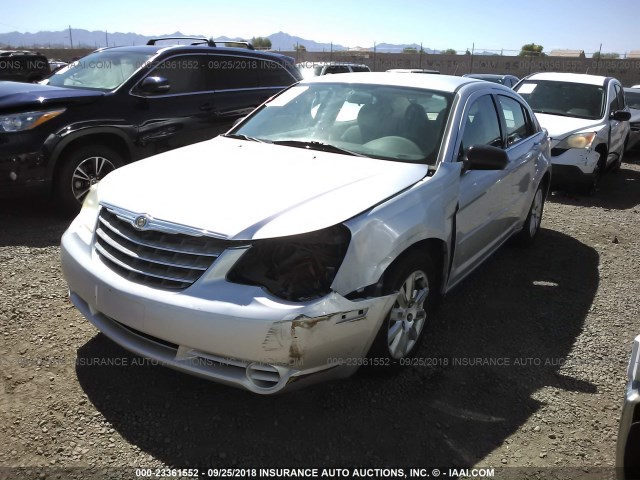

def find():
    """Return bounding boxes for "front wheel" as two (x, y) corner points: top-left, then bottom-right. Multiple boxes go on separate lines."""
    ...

(368, 252), (436, 363)
(55, 145), (124, 215)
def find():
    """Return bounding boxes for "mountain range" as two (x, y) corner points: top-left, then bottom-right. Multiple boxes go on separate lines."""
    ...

(0, 28), (442, 53)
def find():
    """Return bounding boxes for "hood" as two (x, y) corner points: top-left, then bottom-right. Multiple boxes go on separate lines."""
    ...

(534, 113), (605, 139)
(0, 81), (104, 111)
(98, 136), (429, 240)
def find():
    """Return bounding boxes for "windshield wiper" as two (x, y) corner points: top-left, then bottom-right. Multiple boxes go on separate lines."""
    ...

(222, 133), (268, 143)
(271, 140), (366, 157)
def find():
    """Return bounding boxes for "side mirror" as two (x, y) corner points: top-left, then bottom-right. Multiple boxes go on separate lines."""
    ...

(463, 145), (509, 171)
(138, 76), (170, 95)
(611, 110), (631, 122)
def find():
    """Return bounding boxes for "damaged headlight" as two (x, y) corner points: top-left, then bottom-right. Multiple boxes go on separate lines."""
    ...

(227, 224), (351, 302)
(555, 132), (596, 150)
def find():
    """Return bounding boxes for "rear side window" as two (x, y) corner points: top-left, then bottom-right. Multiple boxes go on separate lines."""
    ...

(324, 65), (350, 74)
(497, 95), (533, 146)
(208, 55), (258, 90)
(351, 65), (370, 73)
(258, 59), (295, 87)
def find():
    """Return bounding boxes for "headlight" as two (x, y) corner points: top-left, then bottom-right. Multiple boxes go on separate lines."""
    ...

(69, 185), (100, 241)
(227, 224), (351, 302)
(555, 132), (596, 150)
(0, 109), (65, 132)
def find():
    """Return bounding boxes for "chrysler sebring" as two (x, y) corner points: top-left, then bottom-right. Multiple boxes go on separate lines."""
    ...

(61, 73), (551, 394)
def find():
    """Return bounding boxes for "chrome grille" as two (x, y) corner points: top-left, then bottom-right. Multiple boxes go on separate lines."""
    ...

(95, 208), (233, 289)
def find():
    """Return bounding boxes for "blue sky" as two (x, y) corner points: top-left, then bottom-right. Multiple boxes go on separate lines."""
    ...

(1, 0), (638, 55)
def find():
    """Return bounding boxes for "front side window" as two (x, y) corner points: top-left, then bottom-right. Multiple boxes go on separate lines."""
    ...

(615, 84), (626, 112)
(516, 80), (605, 120)
(146, 55), (207, 94)
(231, 83), (453, 164)
(461, 95), (502, 150)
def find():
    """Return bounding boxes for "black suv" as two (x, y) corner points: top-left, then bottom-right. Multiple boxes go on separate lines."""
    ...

(0, 50), (51, 83)
(0, 37), (301, 213)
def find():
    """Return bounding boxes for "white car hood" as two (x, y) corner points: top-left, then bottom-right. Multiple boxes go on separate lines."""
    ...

(534, 113), (604, 139)
(98, 136), (428, 240)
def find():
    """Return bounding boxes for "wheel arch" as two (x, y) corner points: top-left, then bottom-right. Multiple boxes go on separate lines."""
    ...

(381, 238), (447, 296)
(49, 129), (135, 182)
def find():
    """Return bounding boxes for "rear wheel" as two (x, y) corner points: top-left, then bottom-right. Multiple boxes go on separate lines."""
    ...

(515, 184), (545, 246)
(368, 252), (436, 363)
(54, 145), (124, 215)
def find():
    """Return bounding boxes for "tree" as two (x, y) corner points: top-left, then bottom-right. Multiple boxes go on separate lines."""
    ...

(441, 48), (457, 55)
(519, 43), (544, 57)
(464, 49), (471, 55)
(293, 44), (306, 52)
(251, 36), (272, 49)
(593, 52), (620, 59)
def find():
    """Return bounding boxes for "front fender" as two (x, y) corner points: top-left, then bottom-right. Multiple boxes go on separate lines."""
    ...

(334, 162), (461, 295)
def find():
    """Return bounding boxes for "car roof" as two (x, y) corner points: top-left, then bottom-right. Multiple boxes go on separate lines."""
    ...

(297, 62), (368, 67)
(464, 73), (515, 79)
(301, 72), (491, 92)
(524, 72), (608, 86)
(94, 44), (292, 61)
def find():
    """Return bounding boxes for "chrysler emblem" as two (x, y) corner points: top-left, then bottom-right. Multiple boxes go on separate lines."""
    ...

(134, 215), (148, 230)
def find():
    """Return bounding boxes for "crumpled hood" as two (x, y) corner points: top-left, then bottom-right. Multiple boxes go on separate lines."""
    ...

(534, 113), (605, 140)
(0, 81), (104, 110)
(98, 136), (429, 240)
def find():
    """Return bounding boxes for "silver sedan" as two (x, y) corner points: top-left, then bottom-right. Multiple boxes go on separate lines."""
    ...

(61, 73), (551, 394)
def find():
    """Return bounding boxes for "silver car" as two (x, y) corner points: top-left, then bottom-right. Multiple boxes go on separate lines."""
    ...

(617, 335), (640, 479)
(624, 88), (640, 151)
(61, 73), (551, 394)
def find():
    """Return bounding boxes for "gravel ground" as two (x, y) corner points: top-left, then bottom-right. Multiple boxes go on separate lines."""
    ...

(1, 153), (639, 480)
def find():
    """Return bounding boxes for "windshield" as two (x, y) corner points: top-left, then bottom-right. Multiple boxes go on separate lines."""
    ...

(515, 80), (605, 120)
(45, 50), (154, 91)
(626, 90), (640, 110)
(231, 83), (452, 164)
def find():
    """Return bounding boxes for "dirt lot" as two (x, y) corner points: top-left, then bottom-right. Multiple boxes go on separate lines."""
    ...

(1, 154), (639, 480)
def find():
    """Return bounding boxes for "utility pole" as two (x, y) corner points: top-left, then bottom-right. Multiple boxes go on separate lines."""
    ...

(595, 43), (602, 75)
(105, 30), (108, 48)
(68, 25), (73, 48)
(419, 42), (423, 69)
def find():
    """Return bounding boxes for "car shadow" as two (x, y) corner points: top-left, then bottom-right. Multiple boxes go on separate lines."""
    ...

(0, 195), (70, 247)
(549, 154), (640, 211)
(75, 227), (599, 469)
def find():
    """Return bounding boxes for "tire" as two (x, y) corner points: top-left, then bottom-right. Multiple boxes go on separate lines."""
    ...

(612, 139), (628, 173)
(515, 184), (545, 247)
(368, 252), (436, 364)
(584, 155), (604, 196)
(54, 145), (124, 216)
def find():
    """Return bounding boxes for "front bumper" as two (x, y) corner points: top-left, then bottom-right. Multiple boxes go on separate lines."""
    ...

(617, 336), (640, 480)
(61, 225), (396, 394)
(551, 144), (600, 184)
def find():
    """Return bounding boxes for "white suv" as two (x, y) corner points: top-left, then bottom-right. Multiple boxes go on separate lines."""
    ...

(515, 72), (631, 194)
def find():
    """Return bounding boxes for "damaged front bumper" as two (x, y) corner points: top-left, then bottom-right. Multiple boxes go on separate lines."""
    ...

(61, 227), (396, 394)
